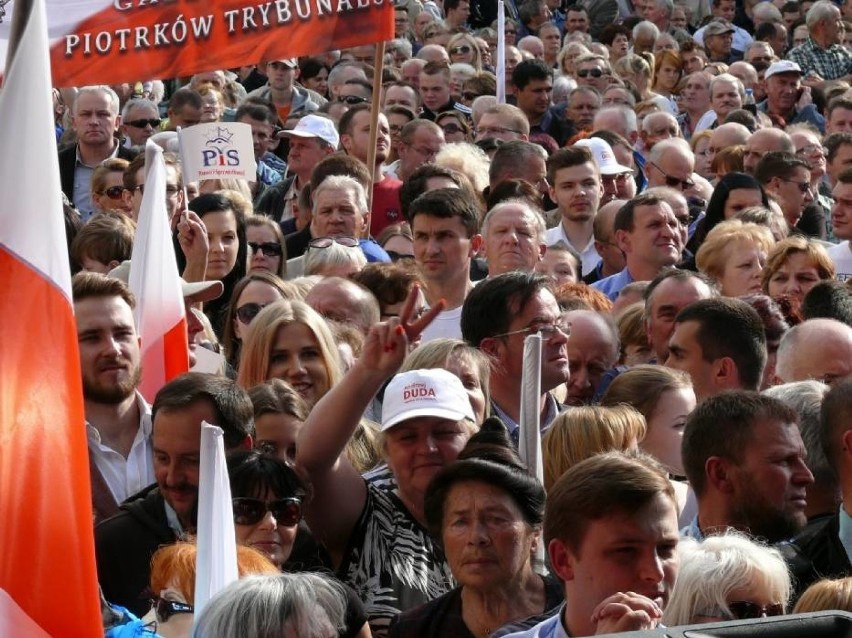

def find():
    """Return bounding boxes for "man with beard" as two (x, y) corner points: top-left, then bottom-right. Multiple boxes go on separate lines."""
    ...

(74, 272), (147, 525)
(95, 372), (253, 615)
(681, 391), (814, 543)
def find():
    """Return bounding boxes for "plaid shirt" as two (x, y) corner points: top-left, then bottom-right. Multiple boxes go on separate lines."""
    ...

(787, 38), (852, 81)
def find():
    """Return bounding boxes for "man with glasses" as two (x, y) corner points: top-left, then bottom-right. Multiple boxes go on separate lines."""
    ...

(121, 151), (185, 222)
(388, 119), (445, 182)
(775, 318), (852, 386)
(462, 272), (570, 443)
(475, 103), (530, 142)
(337, 78), (373, 105)
(59, 85), (136, 220)
(120, 98), (161, 149)
(646, 139), (696, 193)
(755, 151), (816, 229)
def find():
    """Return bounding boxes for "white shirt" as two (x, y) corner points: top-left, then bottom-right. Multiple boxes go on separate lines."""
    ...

(420, 305), (464, 343)
(544, 223), (601, 277)
(86, 392), (155, 504)
(827, 241), (852, 282)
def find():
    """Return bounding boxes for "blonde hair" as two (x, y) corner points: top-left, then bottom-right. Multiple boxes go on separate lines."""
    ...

(761, 236), (836, 293)
(542, 405), (647, 491)
(794, 577), (852, 613)
(616, 302), (651, 364)
(236, 299), (342, 403)
(434, 142), (491, 194)
(696, 220), (775, 282)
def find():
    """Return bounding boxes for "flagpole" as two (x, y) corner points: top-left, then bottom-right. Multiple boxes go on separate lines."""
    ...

(519, 332), (545, 572)
(366, 41), (387, 213)
(496, 0), (506, 104)
(175, 125), (190, 217)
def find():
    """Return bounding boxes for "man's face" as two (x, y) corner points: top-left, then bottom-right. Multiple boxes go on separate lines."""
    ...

(516, 78), (553, 120)
(126, 165), (184, 221)
(618, 203), (682, 269)
(744, 131), (785, 174)
(311, 185), (369, 238)
(745, 44), (773, 69)
(828, 107), (852, 135)
(287, 137), (329, 179)
(550, 162), (603, 223)
(73, 91), (120, 148)
(681, 51), (708, 74)
(419, 72), (451, 112)
(576, 60), (610, 92)
(564, 313), (618, 405)
(413, 213), (479, 286)
(646, 278), (713, 362)
(475, 112), (525, 142)
(713, 0), (736, 21)
(541, 26), (563, 58)
(566, 9), (590, 32)
(75, 295), (141, 404)
(770, 166), (814, 225)
(705, 32), (734, 58)
(153, 400), (220, 526)
(552, 493), (680, 638)
(645, 0), (668, 26)
(831, 181), (852, 240)
(398, 126), (445, 179)
(266, 61), (296, 91)
(766, 73), (801, 114)
(514, 154), (550, 199)
(342, 111), (391, 165)
(121, 102), (160, 146)
(447, 0), (470, 24)
(727, 420), (814, 542)
(567, 91), (599, 131)
(681, 74), (711, 114)
(238, 115), (274, 162)
(168, 102), (202, 130)
(394, 9), (410, 37)
(337, 82), (371, 105)
(643, 116), (680, 153)
(666, 319), (720, 400)
(829, 144), (852, 185)
(383, 85), (419, 112)
(710, 80), (742, 120)
(483, 205), (544, 276)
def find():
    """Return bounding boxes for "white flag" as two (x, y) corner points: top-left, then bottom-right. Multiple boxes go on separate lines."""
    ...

(496, 0), (506, 104)
(193, 422), (238, 620)
(519, 333), (545, 571)
(178, 122), (257, 183)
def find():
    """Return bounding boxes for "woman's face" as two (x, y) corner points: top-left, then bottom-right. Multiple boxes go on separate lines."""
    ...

(255, 412), (303, 464)
(450, 39), (476, 65)
(723, 188), (764, 219)
(267, 322), (331, 406)
(304, 68), (329, 97)
(535, 250), (579, 287)
(693, 578), (784, 624)
(437, 116), (467, 143)
(767, 251), (823, 303)
(203, 209), (239, 281)
(693, 137), (713, 179)
(200, 93), (223, 123)
(718, 240), (767, 298)
(246, 224), (282, 274)
(233, 281), (285, 341)
(656, 62), (681, 93)
(642, 387), (695, 476)
(233, 488), (300, 567)
(93, 170), (131, 213)
(609, 34), (630, 60)
(441, 481), (539, 589)
(446, 354), (487, 425)
(382, 234), (415, 261)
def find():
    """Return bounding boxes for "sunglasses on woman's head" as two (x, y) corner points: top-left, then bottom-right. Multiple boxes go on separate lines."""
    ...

(309, 236), (359, 249)
(232, 497), (303, 527)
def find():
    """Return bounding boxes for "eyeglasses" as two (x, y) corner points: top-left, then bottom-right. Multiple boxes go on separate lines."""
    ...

(462, 91), (481, 101)
(235, 302), (270, 325)
(450, 45), (472, 55)
(650, 162), (695, 190)
(232, 496), (303, 527)
(337, 95), (368, 105)
(134, 184), (181, 196)
(154, 598), (193, 623)
(476, 125), (522, 137)
(577, 67), (607, 78)
(386, 249), (415, 261)
(796, 144), (825, 157)
(248, 241), (283, 257)
(404, 142), (441, 158)
(725, 601), (785, 620)
(491, 321), (571, 341)
(781, 178), (813, 194)
(125, 118), (161, 129)
(99, 185), (125, 200)
(440, 123), (464, 135)
(309, 236), (360, 249)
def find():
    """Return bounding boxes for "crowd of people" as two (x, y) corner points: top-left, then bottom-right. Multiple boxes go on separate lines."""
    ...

(55, 0), (852, 635)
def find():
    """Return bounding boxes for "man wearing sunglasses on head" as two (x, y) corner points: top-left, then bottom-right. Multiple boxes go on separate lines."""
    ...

(95, 372), (253, 616)
(120, 98), (161, 149)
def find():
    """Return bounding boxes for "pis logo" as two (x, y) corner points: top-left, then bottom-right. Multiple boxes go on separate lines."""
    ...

(202, 126), (241, 167)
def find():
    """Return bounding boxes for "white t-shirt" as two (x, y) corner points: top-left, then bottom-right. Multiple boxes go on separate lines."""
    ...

(828, 241), (852, 282)
(420, 305), (463, 343)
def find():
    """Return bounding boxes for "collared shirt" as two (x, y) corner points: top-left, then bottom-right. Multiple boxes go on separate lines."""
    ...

(280, 177), (299, 224)
(590, 266), (635, 301)
(74, 142), (120, 221)
(85, 392), (154, 504)
(499, 605), (571, 638)
(544, 224), (601, 277)
(164, 499), (186, 539)
(681, 514), (705, 541)
(837, 504), (852, 566)
(693, 24), (753, 52)
(492, 393), (560, 447)
(788, 38), (852, 81)
(756, 99), (826, 133)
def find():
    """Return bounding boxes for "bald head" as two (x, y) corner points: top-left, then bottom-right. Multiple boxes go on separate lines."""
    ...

(647, 139), (695, 190)
(708, 122), (751, 166)
(564, 309), (620, 405)
(305, 277), (381, 334)
(775, 319), (852, 385)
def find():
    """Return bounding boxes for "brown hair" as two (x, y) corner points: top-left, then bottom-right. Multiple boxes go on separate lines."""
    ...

(71, 270), (136, 308)
(70, 212), (136, 269)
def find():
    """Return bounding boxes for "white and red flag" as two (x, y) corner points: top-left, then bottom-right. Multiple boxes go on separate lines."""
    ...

(0, 0), (102, 635)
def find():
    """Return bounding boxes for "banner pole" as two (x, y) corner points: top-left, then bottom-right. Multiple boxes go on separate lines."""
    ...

(175, 125), (191, 218)
(366, 41), (386, 213)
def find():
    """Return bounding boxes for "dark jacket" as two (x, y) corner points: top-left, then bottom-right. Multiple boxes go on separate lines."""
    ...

(255, 174), (297, 226)
(778, 513), (851, 604)
(58, 143), (136, 204)
(95, 485), (178, 616)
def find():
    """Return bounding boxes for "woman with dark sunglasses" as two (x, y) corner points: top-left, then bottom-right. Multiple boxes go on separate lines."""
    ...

(662, 531), (792, 626)
(90, 157), (132, 215)
(246, 215), (287, 278)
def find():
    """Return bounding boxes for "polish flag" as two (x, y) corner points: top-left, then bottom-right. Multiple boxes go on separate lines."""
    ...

(128, 141), (190, 403)
(0, 0), (102, 635)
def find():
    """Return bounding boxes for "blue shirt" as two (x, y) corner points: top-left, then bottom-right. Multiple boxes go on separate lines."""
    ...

(498, 605), (570, 638)
(591, 267), (635, 301)
(681, 514), (705, 541)
(838, 505), (852, 566)
(359, 238), (391, 263)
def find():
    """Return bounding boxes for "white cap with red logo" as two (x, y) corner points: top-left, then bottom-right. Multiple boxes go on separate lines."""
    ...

(381, 369), (475, 432)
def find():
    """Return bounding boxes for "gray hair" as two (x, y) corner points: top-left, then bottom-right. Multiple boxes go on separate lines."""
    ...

(806, 0), (840, 29)
(482, 199), (547, 243)
(597, 105), (639, 133)
(313, 175), (369, 215)
(553, 75), (576, 104)
(121, 97), (157, 120)
(328, 62), (368, 89)
(305, 240), (367, 276)
(710, 73), (746, 101)
(633, 20), (661, 41)
(74, 85), (120, 115)
(662, 532), (792, 626)
(191, 573), (347, 638)
(390, 38), (413, 59)
(753, 1), (783, 23)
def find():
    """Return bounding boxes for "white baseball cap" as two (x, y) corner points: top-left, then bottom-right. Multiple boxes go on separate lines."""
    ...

(279, 114), (340, 149)
(381, 369), (475, 432)
(574, 138), (633, 176)
(764, 60), (802, 80)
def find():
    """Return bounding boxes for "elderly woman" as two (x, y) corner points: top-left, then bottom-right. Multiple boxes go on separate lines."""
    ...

(662, 532), (792, 626)
(696, 220), (775, 298)
(762, 236), (836, 304)
(389, 438), (562, 637)
(305, 236), (367, 277)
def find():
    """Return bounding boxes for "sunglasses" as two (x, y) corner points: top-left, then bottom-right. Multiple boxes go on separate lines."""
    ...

(440, 123), (464, 135)
(577, 67), (606, 78)
(450, 45), (472, 55)
(154, 598), (193, 623)
(338, 95), (368, 105)
(781, 178), (813, 194)
(727, 601), (785, 620)
(309, 236), (360, 249)
(248, 241), (283, 257)
(232, 497), (302, 527)
(125, 118), (162, 129)
(386, 249), (415, 261)
(650, 162), (695, 190)
(235, 302), (270, 324)
(100, 185), (125, 200)
(462, 91), (481, 101)
(134, 184), (181, 195)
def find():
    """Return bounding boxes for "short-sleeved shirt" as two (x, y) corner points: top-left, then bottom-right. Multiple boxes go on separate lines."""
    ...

(338, 480), (455, 637)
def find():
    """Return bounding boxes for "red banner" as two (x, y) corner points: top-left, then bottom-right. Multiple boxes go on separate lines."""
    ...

(0, 0), (393, 87)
